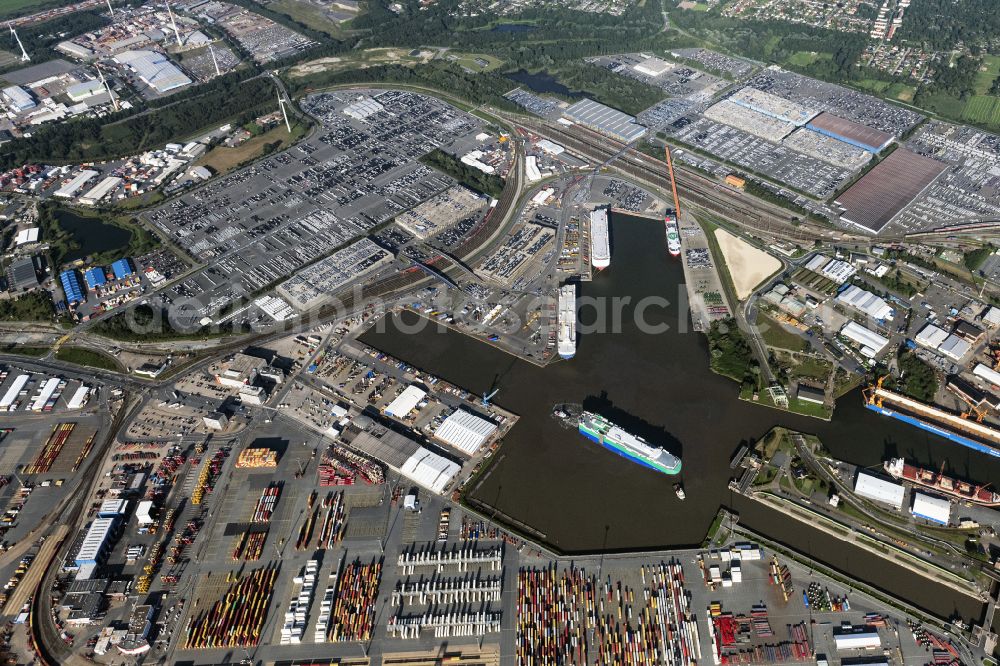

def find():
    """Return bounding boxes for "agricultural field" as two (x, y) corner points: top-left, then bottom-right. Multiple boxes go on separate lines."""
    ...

(962, 95), (1000, 128)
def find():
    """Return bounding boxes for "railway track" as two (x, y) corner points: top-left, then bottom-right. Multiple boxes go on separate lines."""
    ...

(506, 114), (835, 244)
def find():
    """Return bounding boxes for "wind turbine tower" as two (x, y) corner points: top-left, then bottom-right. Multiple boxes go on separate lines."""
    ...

(277, 90), (291, 133)
(165, 1), (182, 48)
(9, 24), (29, 62)
(96, 64), (120, 111)
(208, 42), (221, 77)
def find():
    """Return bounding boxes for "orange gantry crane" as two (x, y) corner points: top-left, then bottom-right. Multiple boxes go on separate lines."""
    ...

(663, 145), (682, 218)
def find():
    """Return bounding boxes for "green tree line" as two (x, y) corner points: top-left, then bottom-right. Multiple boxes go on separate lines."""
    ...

(419, 148), (505, 198)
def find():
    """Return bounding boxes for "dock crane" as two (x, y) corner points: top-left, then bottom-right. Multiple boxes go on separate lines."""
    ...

(862, 375), (888, 408)
(958, 394), (989, 423)
(481, 387), (499, 408)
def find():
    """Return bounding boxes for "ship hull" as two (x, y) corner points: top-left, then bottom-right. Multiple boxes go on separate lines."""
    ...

(590, 208), (610, 270)
(885, 459), (1000, 506)
(578, 424), (681, 475)
(864, 403), (1000, 459)
(557, 284), (576, 359)
(665, 219), (681, 257)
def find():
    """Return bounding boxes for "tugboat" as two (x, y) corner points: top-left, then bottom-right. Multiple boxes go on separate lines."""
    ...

(673, 483), (686, 500)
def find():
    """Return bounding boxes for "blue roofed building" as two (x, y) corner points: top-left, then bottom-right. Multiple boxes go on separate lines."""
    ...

(60, 270), (85, 304)
(84, 267), (107, 289)
(111, 258), (133, 280)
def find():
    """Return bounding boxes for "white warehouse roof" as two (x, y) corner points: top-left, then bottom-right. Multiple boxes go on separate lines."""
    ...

(343, 97), (384, 120)
(384, 385), (426, 419)
(79, 176), (122, 205)
(840, 321), (889, 357)
(66, 79), (104, 101)
(563, 98), (647, 143)
(434, 408), (498, 455)
(75, 517), (116, 564)
(974, 363), (1000, 388)
(399, 448), (460, 494)
(66, 385), (90, 410)
(55, 169), (99, 198)
(14, 227), (39, 245)
(911, 492), (950, 525)
(854, 471), (904, 509)
(915, 323), (948, 349)
(938, 334), (971, 361)
(136, 500), (156, 526)
(805, 255), (856, 284)
(115, 50), (191, 94)
(3, 85), (35, 111)
(833, 627), (881, 651)
(836, 285), (893, 321)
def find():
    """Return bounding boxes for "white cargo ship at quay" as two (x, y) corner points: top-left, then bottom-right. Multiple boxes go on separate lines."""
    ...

(557, 284), (576, 359)
(665, 210), (681, 257)
(590, 208), (610, 270)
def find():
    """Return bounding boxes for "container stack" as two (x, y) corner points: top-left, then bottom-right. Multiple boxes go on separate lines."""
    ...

(231, 530), (266, 561)
(327, 559), (382, 642)
(236, 448), (279, 469)
(251, 484), (280, 523)
(183, 566), (278, 649)
(750, 605), (773, 638)
(314, 585), (336, 642)
(281, 560), (318, 644)
(318, 491), (347, 549)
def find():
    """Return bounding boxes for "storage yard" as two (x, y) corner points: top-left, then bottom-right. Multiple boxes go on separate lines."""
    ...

(46, 413), (958, 666)
(184, 0), (315, 63)
(142, 89), (500, 320)
(834, 148), (948, 233)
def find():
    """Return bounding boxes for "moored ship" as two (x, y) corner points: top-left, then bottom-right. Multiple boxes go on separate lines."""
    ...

(884, 458), (1000, 506)
(557, 284), (576, 360)
(664, 210), (680, 257)
(578, 411), (681, 475)
(863, 380), (1000, 459)
(590, 208), (610, 270)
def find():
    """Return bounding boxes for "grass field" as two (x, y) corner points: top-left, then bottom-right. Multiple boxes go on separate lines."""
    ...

(963, 95), (1000, 127)
(975, 55), (1000, 95)
(786, 51), (830, 67)
(290, 47), (439, 78)
(267, 0), (356, 36)
(0, 0), (66, 20)
(0, 49), (18, 70)
(886, 82), (916, 102)
(448, 52), (504, 73)
(55, 347), (122, 371)
(854, 78), (892, 94)
(758, 314), (808, 352)
(919, 89), (971, 121)
(0, 344), (47, 357)
(196, 122), (307, 175)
